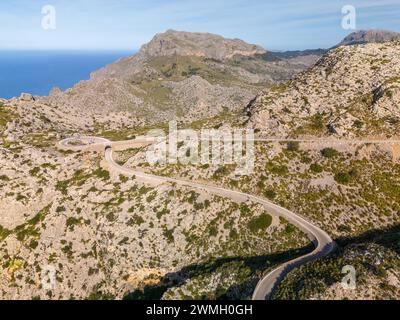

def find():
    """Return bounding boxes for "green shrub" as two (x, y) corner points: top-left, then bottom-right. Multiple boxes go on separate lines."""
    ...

(208, 225), (218, 237)
(0, 225), (11, 241)
(56, 180), (69, 195)
(338, 224), (352, 233)
(334, 172), (350, 184)
(286, 141), (300, 152)
(310, 163), (323, 173)
(0, 175), (10, 182)
(146, 193), (156, 203)
(93, 168), (110, 180)
(14, 205), (51, 242)
(163, 228), (175, 243)
(29, 167), (41, 177)
(213, 166), (229, 179)
(127, 215), (145, 226)
(61, 243), (74, 259)
(353, 120), (364, 129)
(106, 212), (116, 222)
(87, 291), (115, 300)
(56, 206), (66, 213)
(66, 217), (81, 231)
(321, 148), (339, 158)
(310, 114), (325, 130)
(229, 228), (239, 240)
(284, 224), (295, 234)
(301, 156), (312, 164)
(29, 240), (39, 249)
(16, 193), (27, 202)
(264, 189), (277, 200)
(267, 162), (289, 176)
(248, 213), (272, 233)
(239, 203), (251, 216)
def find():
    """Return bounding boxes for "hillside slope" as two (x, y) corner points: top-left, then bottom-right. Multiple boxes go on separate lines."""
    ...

(248, 41), (400, 138)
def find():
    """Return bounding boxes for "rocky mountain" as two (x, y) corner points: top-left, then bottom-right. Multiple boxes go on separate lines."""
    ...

(43, 29), (400, 129)
(43, 30), (318, 125)
(337, 29), (400, 47)
(266, 29), (400, 72)
(139, 29), (266, 60)
(248, 41), (400, 138)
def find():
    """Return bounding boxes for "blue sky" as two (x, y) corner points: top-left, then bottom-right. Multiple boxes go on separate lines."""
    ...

(1, 0), (399, 51)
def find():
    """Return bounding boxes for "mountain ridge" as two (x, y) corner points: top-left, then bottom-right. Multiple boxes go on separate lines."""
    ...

(43, 30), (317, 125)
(337, 29), (400, 47)
(139, 29), (267, 60)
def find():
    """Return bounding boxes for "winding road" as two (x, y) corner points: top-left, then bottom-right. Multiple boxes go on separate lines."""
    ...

(59, 136), (336, 300)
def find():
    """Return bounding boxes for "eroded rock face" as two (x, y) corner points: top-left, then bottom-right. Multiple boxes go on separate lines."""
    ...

(248, 41), (400, 138)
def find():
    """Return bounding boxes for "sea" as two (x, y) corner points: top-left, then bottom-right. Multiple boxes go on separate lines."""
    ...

(0, 51), (133, 99)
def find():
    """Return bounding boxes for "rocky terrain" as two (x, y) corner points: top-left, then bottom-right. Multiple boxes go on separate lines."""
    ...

(0, 98), (310, 299)
(273, 225), (399, 300)
(120, 36), (400, 299)
(0, 29), (399, 300)
(248, 41), (400, 138)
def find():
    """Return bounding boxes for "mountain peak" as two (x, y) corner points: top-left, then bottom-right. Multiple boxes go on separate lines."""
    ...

(338, 29), (400, 47)
(139, 29), (266, 60)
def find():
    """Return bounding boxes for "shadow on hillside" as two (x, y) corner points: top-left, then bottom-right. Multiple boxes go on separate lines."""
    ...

(270, 224), (400, 300)
(124, 224), (400, 300)
(335, 224), (400, 254)
(123, 243), (314, 300)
